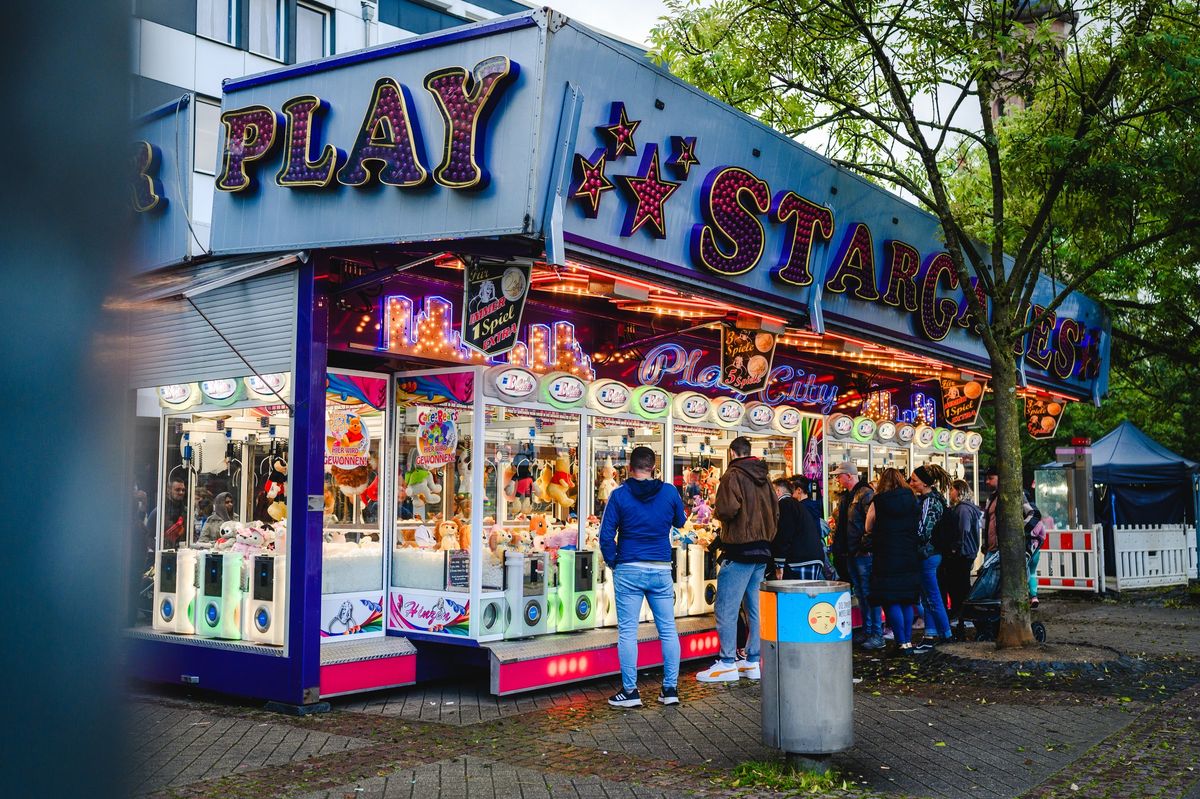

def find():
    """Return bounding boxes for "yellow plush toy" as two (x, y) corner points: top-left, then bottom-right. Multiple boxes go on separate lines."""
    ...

(547, 455), (575, 508)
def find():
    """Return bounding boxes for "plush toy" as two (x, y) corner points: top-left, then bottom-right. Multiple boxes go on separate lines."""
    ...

(528, 514), (549, 539)
(692, 496), (713, 526)
(597, 456), (618, 504)
(514, 459), (534, 509)
(569, 460), (579, 502)
(583, 520), (600, 551)
(323, 528), (347, 544)
(268, 519), (286, 553)
(487, 525), (513, 560)
(404, 465), (442, 519)
(438, 520), (460, 551)
(331, 451), (374, 497)
(531, 463), (552, 503)
(264, 455), (287, 500)
(545, 524), (579, 551)
(671, 525), (697, 547)
(546, 455), (575, 508)
(509, 527), (531, 552)
(267, 499), (287, 522)
(531, 532), (546, 553)
(231, 525), (266, 558)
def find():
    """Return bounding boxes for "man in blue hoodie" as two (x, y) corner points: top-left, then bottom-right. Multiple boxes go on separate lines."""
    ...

(599, 446), (686, 708)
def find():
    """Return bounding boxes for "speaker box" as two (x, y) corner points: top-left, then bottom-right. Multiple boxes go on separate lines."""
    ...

(504, 551), (549, 639)
(153, 549), (199, 634)
(242, 555), (285, 645)
(195, 552), (245, 640)
(687, 544), (718, 615)
(554, 550), (596, 632)
(476, 595), (507, 641)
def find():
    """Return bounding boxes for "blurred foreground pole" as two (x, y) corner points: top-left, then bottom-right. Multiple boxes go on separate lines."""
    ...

(0, 2), (130, 797)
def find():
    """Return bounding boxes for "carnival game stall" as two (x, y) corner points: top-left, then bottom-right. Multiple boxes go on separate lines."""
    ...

(125, 8), (1110, 707)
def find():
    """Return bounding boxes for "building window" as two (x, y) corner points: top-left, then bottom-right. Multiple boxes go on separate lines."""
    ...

(296, 3), (331, 63)
(194, 98), (221, 176)
(248, 0), (284, 60)
(197, 0), (236, 45)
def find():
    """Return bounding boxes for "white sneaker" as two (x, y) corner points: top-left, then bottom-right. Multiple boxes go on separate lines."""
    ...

(696, 661), (741, 682)
(736, 659), (761, 680)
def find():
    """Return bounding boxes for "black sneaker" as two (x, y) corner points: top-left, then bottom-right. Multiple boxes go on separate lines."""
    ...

(608, 688), (642, 708)
(658, 686), (680, 705)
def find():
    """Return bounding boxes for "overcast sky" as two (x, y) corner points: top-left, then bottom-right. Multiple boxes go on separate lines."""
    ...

(539, 0), (671, 46)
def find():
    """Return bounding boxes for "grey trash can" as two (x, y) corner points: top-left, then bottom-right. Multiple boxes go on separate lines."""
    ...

(760, 580), (854, 767)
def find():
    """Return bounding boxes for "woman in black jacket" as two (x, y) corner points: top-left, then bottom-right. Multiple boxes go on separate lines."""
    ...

(864, 468), (922, 654)
(771, 478), (826, 579)
(944, 479), (982, 632)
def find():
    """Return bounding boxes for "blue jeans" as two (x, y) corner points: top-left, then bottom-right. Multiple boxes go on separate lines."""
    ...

(920, 554), (953, 640)
(613, 565), (679, 691)
(715, 560), (764, 663)
(1028, 549), (1041, 598)
(848, 555), (882, 637)
(884, 603), (914, 644)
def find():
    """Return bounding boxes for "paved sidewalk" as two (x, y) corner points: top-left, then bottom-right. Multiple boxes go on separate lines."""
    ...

(129, 594), (1200, 799)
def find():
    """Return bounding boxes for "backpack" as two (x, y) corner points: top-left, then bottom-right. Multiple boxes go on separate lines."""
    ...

(933, 508), (960, 556)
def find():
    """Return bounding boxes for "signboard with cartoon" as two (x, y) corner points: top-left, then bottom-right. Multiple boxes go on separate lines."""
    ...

(463, 260), (531, 356)
(719, 322), (777, 394)
(940, 376), (987, 428)
(1025, 396), (1067, 439)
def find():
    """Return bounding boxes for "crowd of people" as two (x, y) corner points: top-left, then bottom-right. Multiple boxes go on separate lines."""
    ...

(599, 439), (1041, 707)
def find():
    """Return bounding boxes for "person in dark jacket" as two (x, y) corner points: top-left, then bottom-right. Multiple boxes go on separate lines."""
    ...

(698, 437), (778, 683)
(864, 468), (922, 655)
(771, 478), (826, 579)
(600, 446), (686, 708)
(791, 476), (824, 526)
(910, 464), (954, 650)
(943, 479), (982, 632)
(832, 461), (882, 649)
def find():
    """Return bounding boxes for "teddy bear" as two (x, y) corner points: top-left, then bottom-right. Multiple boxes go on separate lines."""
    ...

(231, 525), (266, 558)
(331, 452), (374, 497)
(597, 455), (618, 504)
(546, 455), (575, 508)
(691, 496), (713, 526)
(267, 498), (287, 523)
(413, 521), (437, 549)
(452, 515), (472, 551)
(509, 527), (531, 552)
(438, 520), (460, 551)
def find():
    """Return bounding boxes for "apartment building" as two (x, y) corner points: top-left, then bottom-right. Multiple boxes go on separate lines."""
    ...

(132, 0), (530, 251)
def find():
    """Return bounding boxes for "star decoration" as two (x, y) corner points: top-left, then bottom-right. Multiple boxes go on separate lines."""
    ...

(597, 102), (640, 160)
(570, 148), (615, 218)
(616, 145), (680, 239)
(666, 135), (700, 180)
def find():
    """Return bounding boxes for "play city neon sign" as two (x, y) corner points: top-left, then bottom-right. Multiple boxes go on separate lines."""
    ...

(637, 342), (839, 412)
(215, 56), (517, 193)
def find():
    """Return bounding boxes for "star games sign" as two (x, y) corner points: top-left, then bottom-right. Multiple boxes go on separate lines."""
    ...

(206, 10), (1108, 401)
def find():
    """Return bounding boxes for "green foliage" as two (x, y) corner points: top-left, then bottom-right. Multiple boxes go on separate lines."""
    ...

(725, 759), (857, 794)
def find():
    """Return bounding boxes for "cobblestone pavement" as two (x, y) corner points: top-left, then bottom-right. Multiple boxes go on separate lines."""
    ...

(130, 594), (1200, 799)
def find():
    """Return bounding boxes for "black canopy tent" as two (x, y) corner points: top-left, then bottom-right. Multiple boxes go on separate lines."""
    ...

(1092, 421), (1198, 528)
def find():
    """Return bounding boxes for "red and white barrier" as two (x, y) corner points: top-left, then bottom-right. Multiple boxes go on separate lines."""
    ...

(1037, 525), (1104, 593)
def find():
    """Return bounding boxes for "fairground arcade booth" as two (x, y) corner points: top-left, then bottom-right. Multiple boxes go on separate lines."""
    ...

(125, 8), (1110, 709)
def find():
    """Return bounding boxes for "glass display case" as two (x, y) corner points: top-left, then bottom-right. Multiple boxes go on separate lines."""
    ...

(321, 370), (388, 638)
(587, 414), (665, 518)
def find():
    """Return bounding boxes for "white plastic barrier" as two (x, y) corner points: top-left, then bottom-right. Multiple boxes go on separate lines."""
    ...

(1113, 524), (1191, 590)
(1188, 526), (1197, 580)
(1036, 525), (1104, 593)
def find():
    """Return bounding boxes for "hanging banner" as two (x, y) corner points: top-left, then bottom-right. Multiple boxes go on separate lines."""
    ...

(718, 322), (777, 394)
(415, 407), (459, 467)
(325, 410), (371, 467)
(462, 260), (531, 356)
(1025, 396), (1067, 439)
(940, 377), (987, 428)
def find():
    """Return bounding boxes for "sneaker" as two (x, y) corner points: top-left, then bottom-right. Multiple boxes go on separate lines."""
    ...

(696, 661), (741, 682)
(608, 688), (642, 708)
(882, 629), (895, 641)
(736, 648), (748, 661)
(912, 618), (925, 630)
(658, 686), (680, 705)
(860, 635), (886, 651)
(1030, 597), (1040, 610)
(736, 660), (761, 680)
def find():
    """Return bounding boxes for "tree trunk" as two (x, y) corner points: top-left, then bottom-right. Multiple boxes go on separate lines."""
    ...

(988, 340), (1036, 648)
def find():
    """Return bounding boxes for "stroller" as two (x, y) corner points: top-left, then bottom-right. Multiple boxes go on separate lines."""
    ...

(961, 545), (1047, 643)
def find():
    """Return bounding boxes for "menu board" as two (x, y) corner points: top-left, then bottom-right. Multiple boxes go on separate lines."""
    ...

(940, 376), (986, 428)
(1025, 396), (1067, 439)
(446, 550), (470, 591)
(718, 322), (777, 394)
(462, 260), (531, 356)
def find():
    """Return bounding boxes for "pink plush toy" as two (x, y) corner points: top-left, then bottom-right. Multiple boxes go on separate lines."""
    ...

(544, 525), (580, 551)
(692, 496), (713, 525)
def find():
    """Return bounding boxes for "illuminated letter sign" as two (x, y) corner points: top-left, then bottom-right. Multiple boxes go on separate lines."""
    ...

(690, 166), (771, 275)
(337, 77), (429, 188)
(917, 253), (960, 342)
(424, 55), (518, 190)
(215, 105), (283, 192)
(132, 141), (165, 213)
(1025, 305), (1056, 371)
(881, 240), (920, 312)
(824, 223), (880, 301)
(276, 95), (342, 188)
(769, 190), (834, 287)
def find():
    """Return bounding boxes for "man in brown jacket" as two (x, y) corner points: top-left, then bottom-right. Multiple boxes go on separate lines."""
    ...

(697, 436), (779, 682)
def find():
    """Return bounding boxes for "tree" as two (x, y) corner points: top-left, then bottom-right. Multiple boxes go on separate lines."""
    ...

(653, 0), (1200, 646)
